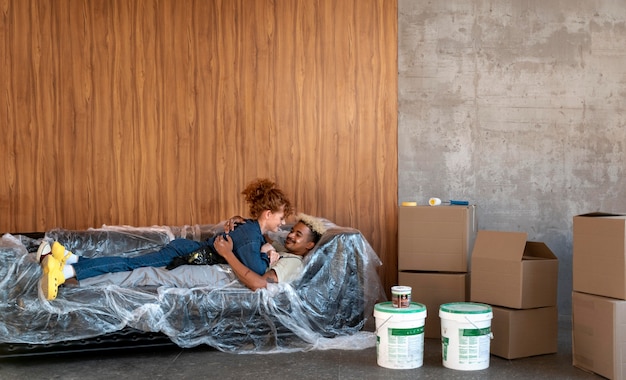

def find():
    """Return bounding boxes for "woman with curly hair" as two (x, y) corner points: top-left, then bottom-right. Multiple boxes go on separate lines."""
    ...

(37, 178), (293, 300)
(214, 213), (327, 290)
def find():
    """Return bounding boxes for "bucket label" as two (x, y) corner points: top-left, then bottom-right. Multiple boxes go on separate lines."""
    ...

(377, 326), (425, 368)
(391, 326), (424, 336)
(461, 327), (491, 337)
(392, 293), (412, 308)
(456, 328), (491, 364)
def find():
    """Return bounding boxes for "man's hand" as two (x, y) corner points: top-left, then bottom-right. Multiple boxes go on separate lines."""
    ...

(224, 216), (246, 233)
(214, 234), (235, 258)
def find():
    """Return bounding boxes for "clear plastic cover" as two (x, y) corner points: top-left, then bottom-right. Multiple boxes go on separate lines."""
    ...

(0, 221), (385, 353)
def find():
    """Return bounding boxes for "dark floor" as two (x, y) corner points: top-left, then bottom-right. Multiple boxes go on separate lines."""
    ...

(0, 317), (601, 380)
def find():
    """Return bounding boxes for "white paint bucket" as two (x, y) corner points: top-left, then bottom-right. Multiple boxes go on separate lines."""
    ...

(374, 301), (427, 369)
(439, 302), (493, 371)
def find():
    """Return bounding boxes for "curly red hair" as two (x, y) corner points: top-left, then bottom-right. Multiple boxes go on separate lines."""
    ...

(241, 178), (293, 219)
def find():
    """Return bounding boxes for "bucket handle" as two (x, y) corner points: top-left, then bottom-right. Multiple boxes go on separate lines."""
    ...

(375, 315), (394, 334)
(463, 315), (494, 339)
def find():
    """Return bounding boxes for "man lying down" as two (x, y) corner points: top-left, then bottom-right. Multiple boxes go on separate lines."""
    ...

(38, 213), (326, 292)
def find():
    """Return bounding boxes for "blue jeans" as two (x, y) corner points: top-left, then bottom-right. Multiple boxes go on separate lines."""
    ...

(73, 238), (206, 281)
(72, 219), (269, 281)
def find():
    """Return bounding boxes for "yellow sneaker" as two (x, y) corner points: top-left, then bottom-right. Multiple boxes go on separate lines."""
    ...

(51, 241), (73, 266)
(40, 255), (65, 300)
(37, 241), (73, 268)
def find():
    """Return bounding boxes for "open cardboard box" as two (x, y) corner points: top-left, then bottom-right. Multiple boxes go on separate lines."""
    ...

(470, 230), (558, 309)
(573, 212), (626, 300)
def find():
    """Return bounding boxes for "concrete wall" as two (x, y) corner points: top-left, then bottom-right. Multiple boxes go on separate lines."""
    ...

(398, 0), (626, 315)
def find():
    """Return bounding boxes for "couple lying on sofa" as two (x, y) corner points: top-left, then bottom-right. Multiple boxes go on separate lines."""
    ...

(0, 178), (384, 354)
(38, 178), (325, 300)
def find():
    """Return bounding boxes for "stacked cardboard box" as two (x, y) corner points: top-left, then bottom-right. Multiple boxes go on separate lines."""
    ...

(572, 213), (626, 379)
(470, 230), (559, 359)
(397, 204), (475, 338)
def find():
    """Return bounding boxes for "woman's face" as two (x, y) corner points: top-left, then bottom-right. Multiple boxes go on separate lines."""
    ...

(266, 209), (286, 232)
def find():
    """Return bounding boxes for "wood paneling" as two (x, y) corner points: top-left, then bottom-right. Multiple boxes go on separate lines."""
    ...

(1, 0), (398, 293)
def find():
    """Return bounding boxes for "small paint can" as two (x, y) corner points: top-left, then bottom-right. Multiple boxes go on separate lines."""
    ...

(391, 286), (412, 308)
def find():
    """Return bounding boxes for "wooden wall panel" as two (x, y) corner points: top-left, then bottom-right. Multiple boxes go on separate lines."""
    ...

(1, 0), (398, 294)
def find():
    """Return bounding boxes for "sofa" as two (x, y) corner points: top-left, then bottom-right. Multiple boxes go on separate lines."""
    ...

(0, 220), (384, 357)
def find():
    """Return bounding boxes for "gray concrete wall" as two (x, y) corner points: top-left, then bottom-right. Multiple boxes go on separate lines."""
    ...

(398, 0), (626, 315)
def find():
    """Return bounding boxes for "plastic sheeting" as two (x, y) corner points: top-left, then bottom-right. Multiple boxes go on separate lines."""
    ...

(0, 221), (385, 353)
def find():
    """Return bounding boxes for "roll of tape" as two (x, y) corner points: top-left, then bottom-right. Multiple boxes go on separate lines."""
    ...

(401, 201), (418, 206)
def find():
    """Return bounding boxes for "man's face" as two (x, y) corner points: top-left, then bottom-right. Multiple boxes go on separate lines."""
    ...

(284, 222), (316, 256)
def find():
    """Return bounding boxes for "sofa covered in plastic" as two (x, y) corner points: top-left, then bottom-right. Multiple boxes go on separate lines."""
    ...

(0, 220), (385, 357)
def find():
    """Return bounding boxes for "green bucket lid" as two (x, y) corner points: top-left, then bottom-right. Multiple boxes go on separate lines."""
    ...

(374, 301), (426, 314)
(440, 302), (491, 314)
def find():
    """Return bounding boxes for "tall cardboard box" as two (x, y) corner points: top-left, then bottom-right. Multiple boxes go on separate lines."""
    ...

(490, 306), (558, 359)
(398, 272), (469, 338)
(573, 212), (626, 300)
(470, 230), (558, 309)
(572, 291), (626, 379)
(398, 205), (476, 272)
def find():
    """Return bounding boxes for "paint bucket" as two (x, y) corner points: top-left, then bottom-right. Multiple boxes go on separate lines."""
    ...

(374, 301), (427, 369)
(439, 302), (493, 371)
(391, 285), (412, 308)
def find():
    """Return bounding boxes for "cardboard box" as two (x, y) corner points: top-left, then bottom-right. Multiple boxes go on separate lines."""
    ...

(573, 212), (626, 300)
(572, 291), (626, 379)
(470, 230), (558, 309)
(398, 205), (476, 272)
(398, 271), (469, 338)
(490, 305), (558, 359)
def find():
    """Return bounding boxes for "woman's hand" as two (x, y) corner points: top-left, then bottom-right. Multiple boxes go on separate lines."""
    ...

(268, 250), (280, 265)
(261, 243), (280, 265)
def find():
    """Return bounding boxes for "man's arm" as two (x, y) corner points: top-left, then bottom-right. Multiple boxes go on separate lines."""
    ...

(214, 234), (278, 290)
